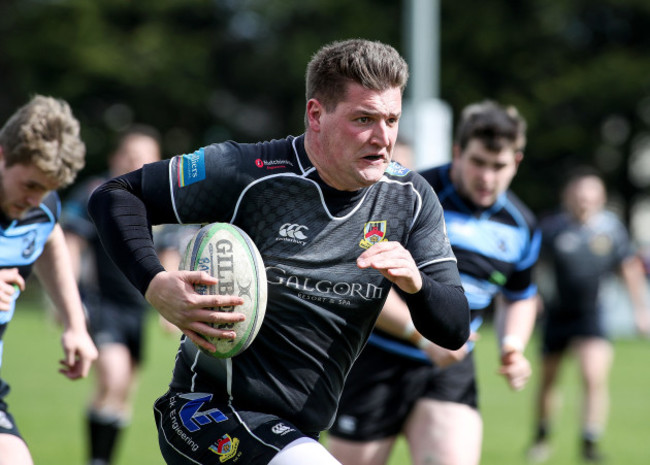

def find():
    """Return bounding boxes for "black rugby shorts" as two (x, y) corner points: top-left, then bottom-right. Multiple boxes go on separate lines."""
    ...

(86, 300), (147, 362)
(542, 311), (608, 355)
(329, 343), (477, 441)
(0, 379), (23, 439)
(154, 390), (315, 464)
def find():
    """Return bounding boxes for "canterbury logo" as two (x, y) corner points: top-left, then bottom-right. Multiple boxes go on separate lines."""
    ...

(271, 423), (295, 435)
(279, 223), (309, 240)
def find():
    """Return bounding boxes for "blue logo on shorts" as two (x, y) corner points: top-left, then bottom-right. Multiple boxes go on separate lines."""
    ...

(179, 393), (227, 432)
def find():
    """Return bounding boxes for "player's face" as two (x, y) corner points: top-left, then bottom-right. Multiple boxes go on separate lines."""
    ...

(109, 134), (161, 177)
(0, 160), (59, 219)
(451, 139), (522, 208)
(306, 82), (401, 191)
(564, 176), (606, 222)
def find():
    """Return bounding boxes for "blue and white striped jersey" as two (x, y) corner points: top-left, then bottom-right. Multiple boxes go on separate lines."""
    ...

(0, 192), (59, 369)
(369, 163), (540, 360)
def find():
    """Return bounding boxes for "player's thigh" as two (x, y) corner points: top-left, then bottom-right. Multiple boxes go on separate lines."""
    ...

(328, 434), (396, 465)
(97, 344), (134, 385)
(269, 438), (342, 465)
(404, 399), (482, 465)
(573, 337), (613, 385)
(0, 433), (33, 465)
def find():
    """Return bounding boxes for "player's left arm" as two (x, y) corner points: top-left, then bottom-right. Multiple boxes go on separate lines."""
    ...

(357, 241), (470, 350)
(375, 287), (475, 367)
(494, 294), (538, 391)
(358, 178), (470, 348)
(33, 224), (98, 379)
(494, 218), (541, 391)
(619, 254), (650, 336)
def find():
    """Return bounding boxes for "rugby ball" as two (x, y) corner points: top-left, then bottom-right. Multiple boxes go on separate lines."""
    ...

(180, 222), (267, 358)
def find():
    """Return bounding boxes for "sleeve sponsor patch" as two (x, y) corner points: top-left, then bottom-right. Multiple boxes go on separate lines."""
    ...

(385, 161), (410, 177)
(177, 148), (206, 187)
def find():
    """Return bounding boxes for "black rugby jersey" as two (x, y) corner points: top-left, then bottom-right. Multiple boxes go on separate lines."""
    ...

(89, 135), (467, 433)
(540, 209), (633, 318)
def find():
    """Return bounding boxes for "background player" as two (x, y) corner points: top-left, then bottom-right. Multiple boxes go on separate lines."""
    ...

(61, 125), (189, 465)
(0, 95), (97, 465)
(527, 166), (650, 463)
(87, 38), (470, 464)
(329, 100), (540, 465)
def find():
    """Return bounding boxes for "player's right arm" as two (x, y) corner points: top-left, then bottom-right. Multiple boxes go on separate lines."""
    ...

(88, 164), (245, 353)
(0, 268), (25, 311)
(619, 254), (650, 336)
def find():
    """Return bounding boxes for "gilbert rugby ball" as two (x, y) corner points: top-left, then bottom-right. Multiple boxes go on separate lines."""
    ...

(180, 223), (267, 358)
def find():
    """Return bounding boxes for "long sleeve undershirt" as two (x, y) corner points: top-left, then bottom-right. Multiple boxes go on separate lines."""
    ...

(88, 168), (469, 350)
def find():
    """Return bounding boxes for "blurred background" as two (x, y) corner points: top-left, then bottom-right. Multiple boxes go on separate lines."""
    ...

(1, 2), (649, 464)
(2, 0), (649, 228)
(4, 0), (649, 333)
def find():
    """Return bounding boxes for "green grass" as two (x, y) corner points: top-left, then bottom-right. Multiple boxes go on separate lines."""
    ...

(4, 291), (650, 464)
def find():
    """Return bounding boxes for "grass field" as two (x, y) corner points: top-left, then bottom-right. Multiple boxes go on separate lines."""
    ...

(3, 288), (650, 464)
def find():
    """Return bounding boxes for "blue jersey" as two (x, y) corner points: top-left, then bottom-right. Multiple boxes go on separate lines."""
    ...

(369, 163), (540, 361)
(0, 192), (60, 369)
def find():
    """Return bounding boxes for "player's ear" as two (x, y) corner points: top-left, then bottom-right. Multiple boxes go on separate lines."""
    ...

(306, 99), (324, 132)
(514, 150), (524, 168)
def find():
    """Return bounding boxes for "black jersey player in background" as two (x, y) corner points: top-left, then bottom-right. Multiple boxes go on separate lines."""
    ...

(527, 167), (650, 463)
(329, 100), (540, 465)
(87, 39), (470, 465)
(0, 95), (97, 465)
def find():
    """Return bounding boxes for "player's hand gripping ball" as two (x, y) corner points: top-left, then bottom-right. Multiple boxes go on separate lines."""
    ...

(180, 223), (267, 358)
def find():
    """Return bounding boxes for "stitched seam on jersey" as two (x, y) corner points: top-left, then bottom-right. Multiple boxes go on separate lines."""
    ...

(229, 401), (282, 453)
(291, 135), (308, 174)
(169, 158), (183, 224)
(378, 177), (424, 232)
(229, 174), (357, 223)
(418, 256), (457, 269)
(226, 358), (233, 400)
(190, 349), (200, 392)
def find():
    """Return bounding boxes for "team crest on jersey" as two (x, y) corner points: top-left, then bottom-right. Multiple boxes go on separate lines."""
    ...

(590, 234), (613, 256)
(22, 231), (37, 258)
(360, 221), (388, 249)
(177, 148), (206, 187)
(209, 434), (240, 462)
(385, 161), (410, 176)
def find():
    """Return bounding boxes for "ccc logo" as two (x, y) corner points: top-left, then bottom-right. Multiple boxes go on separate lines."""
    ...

(279, 223), (309, 240)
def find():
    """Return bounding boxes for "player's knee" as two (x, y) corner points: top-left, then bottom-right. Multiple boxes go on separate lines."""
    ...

(269, 438), (342, 465)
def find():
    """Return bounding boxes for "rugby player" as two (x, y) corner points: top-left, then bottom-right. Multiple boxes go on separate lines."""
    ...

(0, 95), (97, 465)
(88, 39), (471, 465)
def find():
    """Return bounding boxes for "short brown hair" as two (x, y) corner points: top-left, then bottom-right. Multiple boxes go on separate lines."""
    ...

(0, 95), (85, 187)
(456, 100), (527, 153)
(305, 39), (409, 120)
